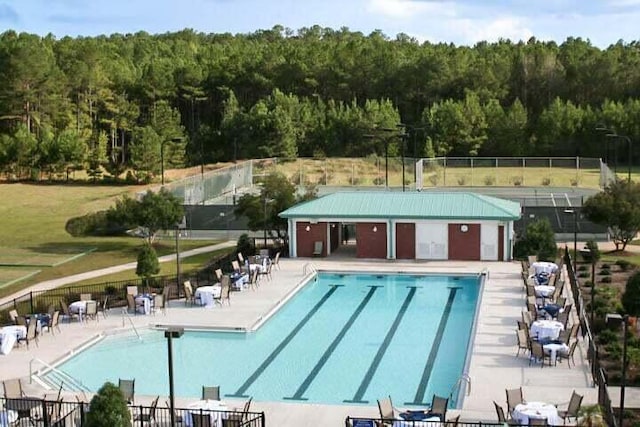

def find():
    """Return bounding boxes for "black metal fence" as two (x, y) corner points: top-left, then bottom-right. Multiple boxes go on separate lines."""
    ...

(563, 247), (617, 427)
(0, 396), (265, 426)
(346, 418), (524, 426)
(0, 250), (237, 325)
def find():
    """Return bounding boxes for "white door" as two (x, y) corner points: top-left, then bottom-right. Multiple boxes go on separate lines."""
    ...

(416, 223), (448, 260)
(481, 223), (498, 261)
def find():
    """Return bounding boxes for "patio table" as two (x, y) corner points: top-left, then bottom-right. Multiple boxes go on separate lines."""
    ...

(0, 325), (27, 355)
(184, 399), (228, 427)
(530, 320), (564, 340)
(194, 285), (222, 308)
(513, 401), (561, 425)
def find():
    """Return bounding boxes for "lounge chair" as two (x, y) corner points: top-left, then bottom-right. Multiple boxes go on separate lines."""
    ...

(133, 395), (158, 425)
(506, 387), (524, 414)
(202, 385), (220, 400)
(2, 379), (25, 398)
(312, 241), (323, 257)
(119, 379), (135, 404)
(558, 390), (583, 424)
(376, 396), (398, 426)
(427, 395), (448, 421)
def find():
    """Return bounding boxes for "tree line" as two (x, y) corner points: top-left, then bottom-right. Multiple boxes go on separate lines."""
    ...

(1, 26), (640, 181)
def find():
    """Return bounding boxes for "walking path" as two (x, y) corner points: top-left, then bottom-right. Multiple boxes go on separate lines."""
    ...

(0, 240), (236, 306)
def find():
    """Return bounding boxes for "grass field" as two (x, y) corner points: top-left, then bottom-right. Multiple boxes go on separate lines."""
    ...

(0, 268), (41, 289)
(253, 157), (612, 189)
(0, 183), (218, 297)
(0, 246), (95, 267)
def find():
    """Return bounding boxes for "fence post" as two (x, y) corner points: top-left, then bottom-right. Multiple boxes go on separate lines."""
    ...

(30, 292), (34, 314)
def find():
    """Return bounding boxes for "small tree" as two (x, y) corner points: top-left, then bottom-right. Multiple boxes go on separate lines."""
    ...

(514, 218), (557, 261)
(236, 233), (256, 257)
(136, 244), (160, 288)
(622, 271), (640, 316)
(84, 382), (131, 427)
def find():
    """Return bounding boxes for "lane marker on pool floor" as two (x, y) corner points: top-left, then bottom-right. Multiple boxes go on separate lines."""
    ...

(284, 285), (382, 401)
(344, 286), (419, 404)
(405, 286), (460, 406)
(226, 284), (342, 398)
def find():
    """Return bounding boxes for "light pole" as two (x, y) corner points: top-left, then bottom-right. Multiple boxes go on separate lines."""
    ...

(165, 327), (184, 427)
(607, 313), (629, 427)
(606, 134), (632, 183)
(160, 141), (165, 186)
(175, 216), (186, 288)
(564, 209), (578, 274)
(263, 195), (269, 249)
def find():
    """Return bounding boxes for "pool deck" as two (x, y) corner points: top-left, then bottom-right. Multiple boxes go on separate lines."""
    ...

(1, 258), (599, 425)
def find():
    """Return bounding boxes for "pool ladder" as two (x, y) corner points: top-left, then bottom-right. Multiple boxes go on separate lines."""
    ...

(302, 262), (318, 276)
(449, 373), (471, 402)
(121, 308), (142, 340)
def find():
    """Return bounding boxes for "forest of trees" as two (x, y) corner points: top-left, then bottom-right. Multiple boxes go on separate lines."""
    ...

(1, 25), (640, 181)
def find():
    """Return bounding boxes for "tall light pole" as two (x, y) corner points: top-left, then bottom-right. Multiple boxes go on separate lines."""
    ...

(175, 216), (186, 288)
(564, 209), (578, 273)
(597, 125), (633, 183)
(263, 195), (269, 249)
(160, 141), (165, 186)
(165, 327), (184, 427)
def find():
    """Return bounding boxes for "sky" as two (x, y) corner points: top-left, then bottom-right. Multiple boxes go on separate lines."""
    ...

(0, 0), (639, 47)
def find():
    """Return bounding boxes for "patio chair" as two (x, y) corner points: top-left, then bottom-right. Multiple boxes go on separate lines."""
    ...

(557, 312), (570, 329)
(126, 294), (138, 314)
(312, 241), (323, 256)
(202, 385), (220, 400)
(529, 341), (551, 367)
(126, 285), (138, 296)
(46, 311), (61, 335)
(237, 252), (245, 264)
(249, 269), (260, 290)
(427, 395), (448, 421)
(133, 395), (158, 425)
(2, 379), (25, 398)
(18, 320), (38, 349)
(164, 400), (184, 424)
(118, 379), (135, 404)
(231, 260), (242, 274)
(526, 285), (535, 297)
(215, 279), (231, 306)
(59, 300), (78, 323)
(230, 397), (253, 425)
(152, 294), (164, 315)
(494, 401), (519, 425)
(85, 300), (98, 321)
(558, 390), (583, 424)
(214, 269), (223, 282)
(377, 396), (397, 424)
(192, 412), (212, 427)
(522, 310), (533, 326)
(558, 340), (579, 368)
(569, 323), (580, 340)
(97, 295), (109, 319)
(445, 414), (460, 427)
(183, 281), (195, 306)
(557, 329), (571, 345)
(272, 251), (281, 270)
(80, 293), (92, 301)
(9, 309), (19, 324)
(516, 329), (530, 357)
(506, 387), (524, 414)
(555, 296), (567, 308)
(529, 418), (548, 426)
(526, 296), (537, 308)
(258, 260), (273, 282)
(222, 415), (242, 427)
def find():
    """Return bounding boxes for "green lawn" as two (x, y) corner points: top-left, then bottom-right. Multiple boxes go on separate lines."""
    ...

(0, 183), (219, 297)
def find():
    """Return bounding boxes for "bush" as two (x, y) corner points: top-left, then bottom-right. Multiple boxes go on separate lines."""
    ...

(349, 176), (361, 185)
(514, 218), (557, 261)
(428, 174), (439, 186)
(599, 269), (611, 276)
(598, 329), (618, 345)
(602, 263), (611, 269)
(236, 233), (256, 257)
(85, 382), (131, 427)
(570, 178), (580, 187)
(483, 175), (495, 186)
(510, 176), (523, 186)
(457, 176), (468, 186)
(136, 244), (160, 284)
(578, 272), (590, 278)
(578, 265), (588, 271)
(65, 211), (122, 236)
(622, 271), (640, 315)
(616, 259), (632, 271)
(373, 176), (385, 185)
(600, 277), (612, 283)
(541, 177), (552, 186)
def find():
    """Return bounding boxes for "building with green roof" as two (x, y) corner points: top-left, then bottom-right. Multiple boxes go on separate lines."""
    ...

(279, 191), (521, 260)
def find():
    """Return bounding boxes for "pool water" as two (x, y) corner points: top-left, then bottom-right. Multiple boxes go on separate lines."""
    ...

(52, 273), (481, 407)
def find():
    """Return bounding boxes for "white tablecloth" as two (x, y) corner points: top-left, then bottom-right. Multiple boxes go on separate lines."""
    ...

(0, 410), (18, 426)
(544, 342), (570, 364)
(134, 296), (152, 315)
(530, 320), (564, 340)
(230, 274), (249, 291)
(194, 285), (222, 308)
(185, 400), (228, 427)
(532, 262), (558, 275)
(393, 416), (442, 427)
(0, 325), (26, 355)
(534, 285), (556, 298)
(513, 402), (562, 425)
(69, 300), (92, 320)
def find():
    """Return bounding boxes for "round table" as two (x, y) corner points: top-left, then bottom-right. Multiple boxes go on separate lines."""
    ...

(0, 409), (18, 426)
(0, 325), (27, 355)
(513, 401), (562, 425)
(5, 398), (42, 423)
(134, 295), (153, 315)
(530, 320), (564, 340)
(393, 416), (442, 427)
(532, 262), (558, 275)
(194, 285), (222, 308)
(185, 399), (228, 427)
(543, 342), (570, 364)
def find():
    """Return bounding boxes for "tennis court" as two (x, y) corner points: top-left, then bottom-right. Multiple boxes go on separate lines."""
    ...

(0, 268), (41, 289)
(0, 247), (95, 267)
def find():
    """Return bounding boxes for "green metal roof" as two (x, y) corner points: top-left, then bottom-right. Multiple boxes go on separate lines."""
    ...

(279, 191), (521, 220)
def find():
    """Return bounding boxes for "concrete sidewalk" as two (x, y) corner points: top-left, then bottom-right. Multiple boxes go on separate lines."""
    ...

(0, 240), (236, 306)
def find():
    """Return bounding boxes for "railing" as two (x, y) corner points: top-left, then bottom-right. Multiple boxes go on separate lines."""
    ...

(346, 418), (524, 426)
(302, 262), (318, 276)
(29, 358), (92, 393)
(449, 373), (471, 403)
(0, 396), (266, 427)
(563, 247), (617, 427)
(121, 308), (142, 340)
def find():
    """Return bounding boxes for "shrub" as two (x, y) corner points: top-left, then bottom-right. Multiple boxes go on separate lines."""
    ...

(578, 265), (588, 271)
(457, 176), (468, 186)
(584, 280), (593, 288)
(483, 175), (495, 186)
(428, 174), (439, 186)
(513, 218), (557, 261)
(511, 176), (523, 186)
(349, 176), (361, 185)
(616, 259), (632, 271)
(602, 263), (611, 269)
(622, 271), (640, 315)
(65, 211), (121, 236)
(600, 277), (612, 283)
(541, 177), (551, 186)
(85, 382), (131, 427)
(578, 272), (590, 278)
(373, 176), (385, 185)
(136, 244), (159, 285)
(570, 178), (580, 187)
(236, 233), (256, 257)
(599, 269), (611, 276)
(598, 329), (618, 345)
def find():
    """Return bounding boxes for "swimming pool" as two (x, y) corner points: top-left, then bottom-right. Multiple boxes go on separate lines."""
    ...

(52, 272), (482, 407)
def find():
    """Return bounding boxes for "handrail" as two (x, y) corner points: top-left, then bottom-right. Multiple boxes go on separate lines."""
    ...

(30, 358), (91, 393)
(449, 373), (471, 401)
(121, 308), (142, 340)
(302, 262), (317, 276)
